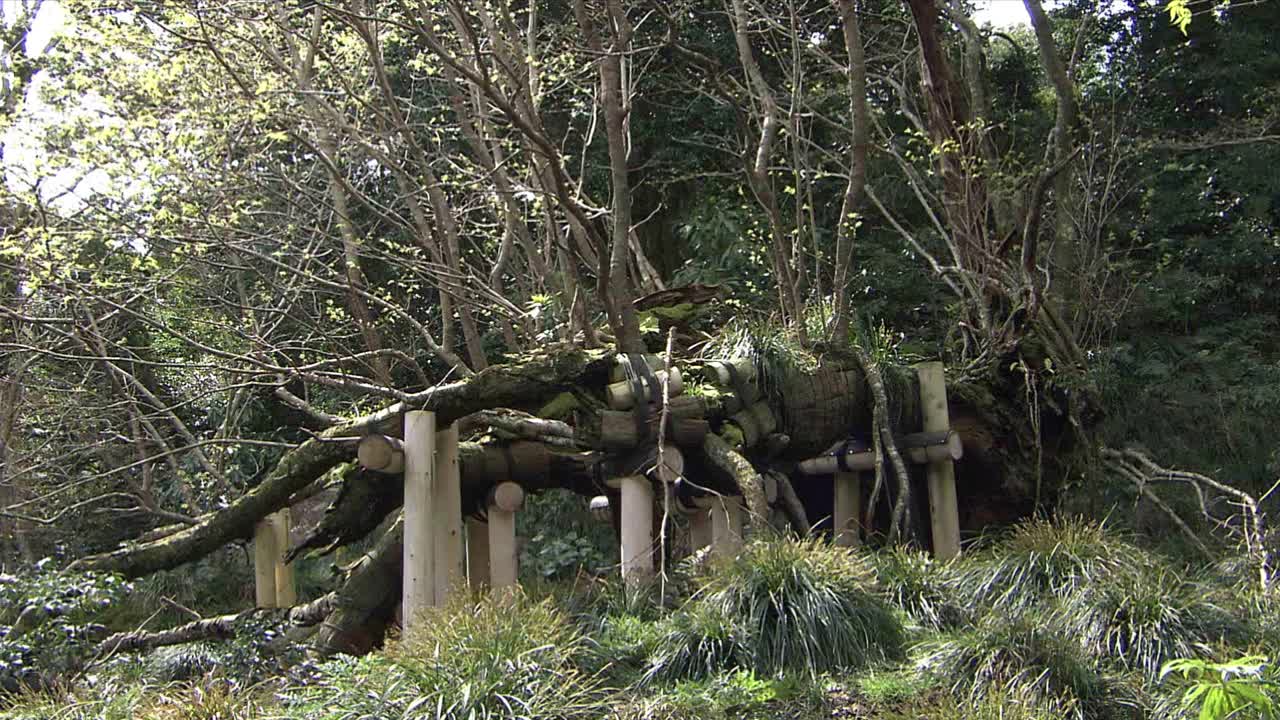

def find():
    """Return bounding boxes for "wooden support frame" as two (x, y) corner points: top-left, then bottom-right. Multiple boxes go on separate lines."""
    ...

(433, 424), (464, 606)
(916, 362), (961, 560)
(402, 410), (437, 635)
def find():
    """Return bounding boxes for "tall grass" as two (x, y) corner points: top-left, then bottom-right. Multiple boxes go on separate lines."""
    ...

(1057, 565), (1241, 679)
(869, 547), (967, 629)
(915, 614), (1114, 720)
(647, 538), (903, 682)
(282, 592), (609, 720)
(952, 517), (1139, 611)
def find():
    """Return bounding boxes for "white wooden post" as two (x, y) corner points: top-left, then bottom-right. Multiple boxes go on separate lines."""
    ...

(833, 471), (861, 548)
(253, 517), (279, 608)
(488, 482), (524, 590)
(916, 362), (961, 560)
(466, 518), (490, 591)
(403, 410), (437, 634)
(433, 424), (464, 606)
(272, 509), (297, 606)
(710, 495), (744, 556)
(614, 475), (655, 584)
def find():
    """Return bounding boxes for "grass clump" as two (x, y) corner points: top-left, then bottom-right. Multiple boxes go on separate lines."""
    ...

(869, 547), (967, 629)
(1057, 565), (1242, 678)
(283, 591), (608, 720)
(915, 613), (1112, 719)
(648, 537), (903, 682)
(621, 670), (823, 720)
(953, 516), (1138, 611)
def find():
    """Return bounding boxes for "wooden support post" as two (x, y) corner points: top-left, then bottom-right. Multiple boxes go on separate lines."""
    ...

(466, 518), (490, 591)
(272, 509), (297, 606)
(487, 482), (524, 590)
(916, 362), (961, 560)
(433, 424), (464, 606)
(403, 410), (437, 634)
(709, 495), (744, 556)
(833, 471), (861, 547)
(689, 507), (712, 551)
(252, 516), (279, 608)
(615, 475), (655, 584)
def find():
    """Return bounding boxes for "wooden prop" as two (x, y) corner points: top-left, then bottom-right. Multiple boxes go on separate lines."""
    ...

(833, 471), (861, 547)
(252, 516), (279, 608)
(433, 425), (464, 605)
(271, 509), (297, 606)
(599, 411), (709, 449)
(466, 518), (490, 591)
(487, 481), (524, 589)
(726, 402), (777, 449)
(706, 495), (744, 556)
(917, 362), (961, 560)
(609, 475), (655, 584)
(606, 368), (684, 410)
(796, 431), (963, 475)
(701, 358), (758, 413)
(589, 495), (612, 523)
(402, 410), (437, 634)
(357, 434), (404, 474)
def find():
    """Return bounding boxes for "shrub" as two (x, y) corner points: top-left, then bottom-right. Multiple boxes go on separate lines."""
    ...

(1057, 565), (1242, 678)
(650, 537), (903, 681)
(643, 602), (744, 685)
(869, 547), (967, 629)
(619, 670), (823, 720)
(952, 517), (1138, 611)
(915, 613), (1112, 719)
(282, 591), (609, 720)
(1160, 655), (1278, 720)
(0, 565), (131, 693)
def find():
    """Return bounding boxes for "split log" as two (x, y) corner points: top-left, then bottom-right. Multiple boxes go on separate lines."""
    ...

(71, 348), (612, 578)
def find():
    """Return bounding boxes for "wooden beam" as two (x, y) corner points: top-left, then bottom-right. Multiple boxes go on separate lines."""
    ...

(689, 506), (712, 551)
(833, 471), (861, 547)
(466, 518), (490, 591)
(252, 517), (278, 608)
(402, 410), (437, 634)
(487, 482), (524, 590)
(916, 362), (961, 560)
(797, 431), (963, 475)
(433, 424), (464, 606)
(271, 509), (297, 606)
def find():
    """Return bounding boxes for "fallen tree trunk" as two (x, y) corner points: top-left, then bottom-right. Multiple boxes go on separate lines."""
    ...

(94, 594), (336, 657)
(72, 348), (613, 578)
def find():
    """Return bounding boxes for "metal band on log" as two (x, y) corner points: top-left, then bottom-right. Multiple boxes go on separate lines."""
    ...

(796, 431), (963, 475)
(606, 368), (684, 410)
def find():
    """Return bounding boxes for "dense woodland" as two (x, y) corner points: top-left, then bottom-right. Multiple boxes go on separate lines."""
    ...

(0, 0), (1278, 717)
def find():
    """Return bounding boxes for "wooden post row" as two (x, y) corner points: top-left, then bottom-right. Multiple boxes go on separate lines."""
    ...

(916, 362), (961, 560)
